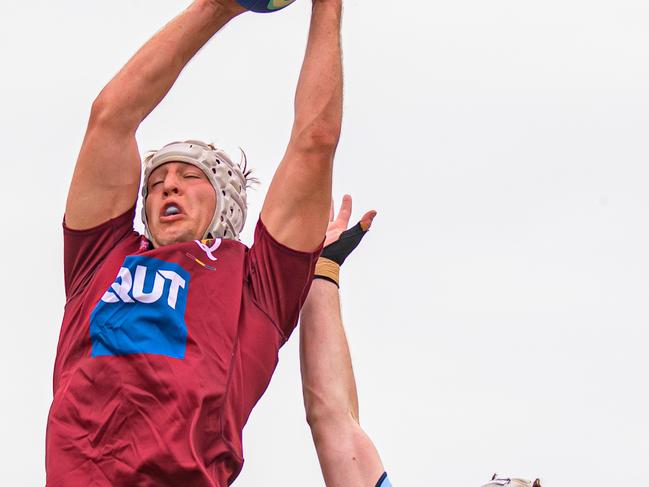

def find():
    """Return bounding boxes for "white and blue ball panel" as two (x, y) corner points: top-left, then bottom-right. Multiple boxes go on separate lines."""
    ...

(237, 0), (297, 13)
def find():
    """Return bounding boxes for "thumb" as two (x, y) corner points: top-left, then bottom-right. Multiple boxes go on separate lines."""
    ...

(359, 210), (377, 231)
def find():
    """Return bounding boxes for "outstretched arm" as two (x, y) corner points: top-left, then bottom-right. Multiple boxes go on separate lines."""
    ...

(300, 195), (387, 487)
(260, 0), (343, 251)
(66, 0), (245, 230)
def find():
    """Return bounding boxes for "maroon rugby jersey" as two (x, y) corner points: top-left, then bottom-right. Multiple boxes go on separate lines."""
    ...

(46, 207), (319, 486)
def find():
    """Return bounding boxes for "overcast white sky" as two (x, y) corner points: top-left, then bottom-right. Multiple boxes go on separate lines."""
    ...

(2, 0), (649, 485)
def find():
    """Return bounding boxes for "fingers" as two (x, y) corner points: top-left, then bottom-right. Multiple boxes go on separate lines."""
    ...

(359, 210), (377, 231)
(336, 194), (353, 227)
(329, 197), (335, 222)
(331, 193), (376, 231)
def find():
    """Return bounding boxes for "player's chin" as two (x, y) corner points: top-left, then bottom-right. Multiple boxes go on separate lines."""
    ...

(153, 225), (199, 247)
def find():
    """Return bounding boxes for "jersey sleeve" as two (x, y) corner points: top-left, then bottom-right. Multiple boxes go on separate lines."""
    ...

(247, 218), (322, 341)
(63, 206), (137, 300)
(376, 472), (392, 487)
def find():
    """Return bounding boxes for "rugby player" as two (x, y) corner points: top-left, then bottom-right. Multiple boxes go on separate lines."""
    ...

(47, 0), (343, 485)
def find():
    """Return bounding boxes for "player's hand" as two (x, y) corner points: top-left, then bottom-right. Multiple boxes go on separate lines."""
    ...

(205, 0), (247, 16)
(324, 194), (376, 248)
(315, 195), (375, 286)
(311, 0), (343, 15)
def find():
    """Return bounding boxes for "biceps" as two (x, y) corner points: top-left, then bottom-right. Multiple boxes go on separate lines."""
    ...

(65, 123), (141, 230)
(261, 145), (333, 252)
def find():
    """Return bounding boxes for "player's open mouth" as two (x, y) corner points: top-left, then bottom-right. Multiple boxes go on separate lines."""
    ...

(160, 202), (184, 221)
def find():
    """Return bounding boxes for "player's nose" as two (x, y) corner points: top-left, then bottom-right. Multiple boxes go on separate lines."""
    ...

(162, 170), (183, 196)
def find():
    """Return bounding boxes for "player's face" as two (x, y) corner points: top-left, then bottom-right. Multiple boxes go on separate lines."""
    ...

(145, 162), (216, 247)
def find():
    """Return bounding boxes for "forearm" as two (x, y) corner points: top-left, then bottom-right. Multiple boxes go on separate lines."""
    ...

(291, 0), (343, 145)
(300, 278), (384, 486)
(93, 0), (242, 129)
(300, 279), (359, 426)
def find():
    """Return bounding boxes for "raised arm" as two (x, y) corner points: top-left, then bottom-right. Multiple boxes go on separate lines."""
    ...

(300, 196), (388, 487)
(260, 0), (343, 251)
(65, 0), (245, 230)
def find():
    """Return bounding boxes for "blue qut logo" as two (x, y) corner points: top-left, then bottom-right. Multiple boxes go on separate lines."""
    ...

(90, 256), (191, 359)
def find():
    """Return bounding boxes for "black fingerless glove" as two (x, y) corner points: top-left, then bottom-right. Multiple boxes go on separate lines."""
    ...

(314, 222), (369, 287)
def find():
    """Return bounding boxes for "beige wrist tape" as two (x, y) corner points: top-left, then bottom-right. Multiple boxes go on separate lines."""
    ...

(314, 257), (340, 287)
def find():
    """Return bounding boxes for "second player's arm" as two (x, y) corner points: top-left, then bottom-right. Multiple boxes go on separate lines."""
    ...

(66, 0), (244, 230)
(300, 279), (385, 486)
(260, 0), (343, 251)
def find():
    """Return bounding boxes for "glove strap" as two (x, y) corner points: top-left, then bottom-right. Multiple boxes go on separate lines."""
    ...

(314, 257), (340, 288)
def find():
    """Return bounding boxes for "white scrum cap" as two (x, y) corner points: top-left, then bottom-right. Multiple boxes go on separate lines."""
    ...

(141, 140), (250, 242)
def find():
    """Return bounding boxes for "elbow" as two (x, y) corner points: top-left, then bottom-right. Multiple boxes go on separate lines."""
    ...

(305, 403), (359, 431)
(305, 405), (324, 429)
(305, 128), (340, 152)
(88, 92), (140, 132)
(303, 384), (360, 429)
(292, 124), (341, 155)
